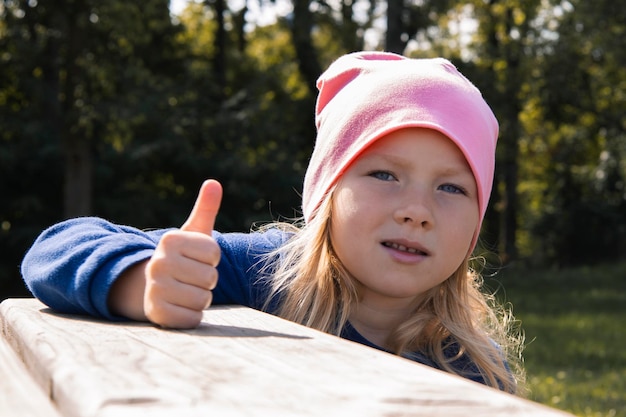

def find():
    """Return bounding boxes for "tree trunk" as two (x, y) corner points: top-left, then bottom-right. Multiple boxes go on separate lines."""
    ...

(501, 112), (519, 261)
(291, 0), (322, 97)
(234, 3), (247, 53)
(385, 0), (406, 54)
(500, 7), (523, 261)
(340, 0), (362, 52)
(210, 0), (227, 100)
(481, 0), (523, 262)
(62, 139), (93, 218)
(62, 4), (93, 218)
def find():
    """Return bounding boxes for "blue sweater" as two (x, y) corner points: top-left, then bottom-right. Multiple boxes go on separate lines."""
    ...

(21, 217), (490, 386)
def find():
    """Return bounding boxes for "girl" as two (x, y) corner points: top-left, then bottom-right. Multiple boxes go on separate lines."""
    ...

(21, 51), (525, 394)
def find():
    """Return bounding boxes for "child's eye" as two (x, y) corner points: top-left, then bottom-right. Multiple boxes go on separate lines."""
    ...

(439, 183), (467, 195)
(368, 171), (397, 181)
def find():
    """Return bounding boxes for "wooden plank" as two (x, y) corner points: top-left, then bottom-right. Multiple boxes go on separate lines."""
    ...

(0, 328), (63, 416)
(0, 298), (574, 417)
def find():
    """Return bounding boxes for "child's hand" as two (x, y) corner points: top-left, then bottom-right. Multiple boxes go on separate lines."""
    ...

(143, 179), (223, 328)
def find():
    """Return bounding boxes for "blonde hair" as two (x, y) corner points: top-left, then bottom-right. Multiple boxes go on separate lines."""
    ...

(261, 189), (525, 394)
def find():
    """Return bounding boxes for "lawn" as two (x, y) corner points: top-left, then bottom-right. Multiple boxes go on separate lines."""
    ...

(485, 261), (626, 417)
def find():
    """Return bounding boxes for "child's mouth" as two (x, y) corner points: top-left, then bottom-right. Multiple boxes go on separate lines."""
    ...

(382, 241), (428, 256)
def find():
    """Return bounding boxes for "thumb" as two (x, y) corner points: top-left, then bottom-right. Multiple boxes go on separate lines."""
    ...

(181, 179), (223, 235)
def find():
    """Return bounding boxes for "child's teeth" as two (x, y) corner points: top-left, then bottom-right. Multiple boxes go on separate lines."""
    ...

(389, 242), (418, 254)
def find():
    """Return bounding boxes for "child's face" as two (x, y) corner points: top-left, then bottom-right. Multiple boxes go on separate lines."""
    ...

(330, 127), (479, 309)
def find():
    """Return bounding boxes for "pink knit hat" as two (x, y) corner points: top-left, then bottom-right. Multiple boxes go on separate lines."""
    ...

(302, 51), (499, 249)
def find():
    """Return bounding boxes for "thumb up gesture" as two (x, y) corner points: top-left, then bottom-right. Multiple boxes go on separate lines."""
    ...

(143, 180), (223, 328)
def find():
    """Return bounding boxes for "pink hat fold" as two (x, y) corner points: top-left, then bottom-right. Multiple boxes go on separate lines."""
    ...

(303, 51), (499, 250)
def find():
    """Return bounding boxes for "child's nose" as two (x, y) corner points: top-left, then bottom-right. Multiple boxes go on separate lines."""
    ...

(392, 188), (434, 228)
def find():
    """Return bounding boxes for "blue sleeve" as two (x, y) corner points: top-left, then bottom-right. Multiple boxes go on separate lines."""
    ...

(21, 217), (288, 320)
(211, 230), (287, 310)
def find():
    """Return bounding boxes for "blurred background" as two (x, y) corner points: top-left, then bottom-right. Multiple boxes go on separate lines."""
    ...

(0, 0), (624, 415)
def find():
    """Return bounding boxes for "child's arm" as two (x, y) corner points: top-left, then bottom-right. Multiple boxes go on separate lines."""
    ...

(107, 259), (149, 322)
(21, 181), (223, 329)
(20, 217), (167, 320)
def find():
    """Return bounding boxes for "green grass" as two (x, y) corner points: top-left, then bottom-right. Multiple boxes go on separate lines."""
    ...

(486, 262), (626, 417)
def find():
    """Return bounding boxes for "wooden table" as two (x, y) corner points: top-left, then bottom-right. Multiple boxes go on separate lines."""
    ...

(1, 298), (574, 417)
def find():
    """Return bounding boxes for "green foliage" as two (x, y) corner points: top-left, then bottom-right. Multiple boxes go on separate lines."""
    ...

(488, 263), (626, 417)
(517, 0), (626, 266)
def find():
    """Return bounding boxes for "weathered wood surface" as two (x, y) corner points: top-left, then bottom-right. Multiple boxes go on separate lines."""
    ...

(1, 298), (574, 417)
(0, 334), (63, 417)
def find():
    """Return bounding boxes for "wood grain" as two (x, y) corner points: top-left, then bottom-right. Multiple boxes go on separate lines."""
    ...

(1, 298), (574, 417)
(0, 324), (63, 416)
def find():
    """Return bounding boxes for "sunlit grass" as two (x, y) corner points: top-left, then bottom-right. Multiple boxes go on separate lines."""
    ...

(486, 262), (626, 417)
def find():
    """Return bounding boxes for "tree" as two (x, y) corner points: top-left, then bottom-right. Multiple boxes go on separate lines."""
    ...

(524, 0), (626, 265)
(1, 0), (185, 218)
(290, 0), (323, 96)
(0, 0), (187, 296)
(464, 0), (542, 262)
